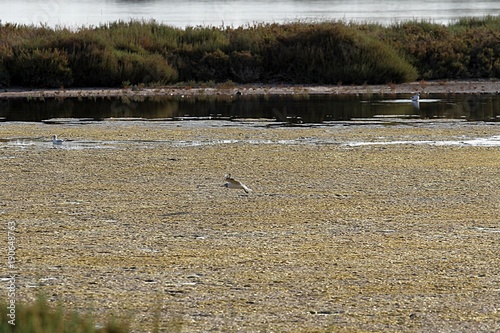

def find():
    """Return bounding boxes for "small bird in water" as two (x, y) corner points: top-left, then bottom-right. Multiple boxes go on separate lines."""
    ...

(411, 92), (420, 102)
(223, 174), (252, 193)
(52, 134), (64, 145)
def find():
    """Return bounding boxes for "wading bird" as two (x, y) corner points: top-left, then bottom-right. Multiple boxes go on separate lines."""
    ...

(411, 92), (420, 102)
(52, 134), (64, 145)
(222, 174), (252, 193)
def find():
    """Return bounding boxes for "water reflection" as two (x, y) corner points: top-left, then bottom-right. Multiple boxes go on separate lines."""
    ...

(0, 94), (498, 123)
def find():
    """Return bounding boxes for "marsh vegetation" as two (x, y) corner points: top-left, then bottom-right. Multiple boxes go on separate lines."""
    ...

(0, 16), (498, 88)
(0, 296), (128, 333)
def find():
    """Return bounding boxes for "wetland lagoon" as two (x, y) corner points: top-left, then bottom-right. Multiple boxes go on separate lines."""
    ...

(2, 91), (500, 123)
(1, 85), (499, 332)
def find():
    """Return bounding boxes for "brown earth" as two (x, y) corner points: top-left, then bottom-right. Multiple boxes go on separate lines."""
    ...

(0, 120), (499, 332)
(0, 79), (499, 99)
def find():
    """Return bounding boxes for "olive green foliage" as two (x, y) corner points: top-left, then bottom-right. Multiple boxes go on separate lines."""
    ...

(9, 48), (73, 87)
(254, 23), (417, 83)
(374, 16), (500, 79)
(0, 16), (498, 88)
(0, 296), (129, 333)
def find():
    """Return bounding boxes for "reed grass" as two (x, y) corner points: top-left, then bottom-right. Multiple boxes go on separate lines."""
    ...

(376, 16), (500, 79)
(0, 16), (498, 88)
(0, 296), (129, 333)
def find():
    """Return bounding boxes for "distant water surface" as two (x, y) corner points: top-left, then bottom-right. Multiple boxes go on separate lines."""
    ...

(1, 0), (499, 28)
(2, 94), (499, 123)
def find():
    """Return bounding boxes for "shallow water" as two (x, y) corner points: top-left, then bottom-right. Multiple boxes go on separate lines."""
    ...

(1, 0), (499, 28)
(2, 121), (500, 149)
(1, 93), (499, 123)
(2, 93), (499, 150)
(343, 135), (500, 147)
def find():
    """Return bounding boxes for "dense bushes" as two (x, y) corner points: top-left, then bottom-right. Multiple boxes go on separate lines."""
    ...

(377, 16), (500, 79)
(257, 23), (418, 83)
(9, 48), (73, 87)
(0, 16), (498, 88)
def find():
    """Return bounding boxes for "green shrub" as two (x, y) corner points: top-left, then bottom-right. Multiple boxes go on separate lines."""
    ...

(0, 63), (10, 86)
(48, 33), (118, 86)
(0, 296), (129, 333)
(117, 52), (178, 85)
(464, 28), (500, 78)
(0, 43), (13, 86)
(259, 23), (417, 84)
(377, 17), (500, 79)
(8, 47), (73, 87)
(180, 26), (229, 52)
(229, 50), (262, 82)
(0, 17), (498, 88)
(175, 49), (230, 82)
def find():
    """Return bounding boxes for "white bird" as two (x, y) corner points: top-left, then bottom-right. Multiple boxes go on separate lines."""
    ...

(222, 174), (252, 193)
(411, 92), (420, 102)
(52, 134), (64, 145)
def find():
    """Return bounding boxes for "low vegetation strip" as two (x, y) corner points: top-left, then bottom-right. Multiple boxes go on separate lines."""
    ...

(0, 296), (129, 333)
(0, 16), (498, 88)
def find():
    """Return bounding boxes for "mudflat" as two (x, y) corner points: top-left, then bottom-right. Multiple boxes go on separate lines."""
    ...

(1, 120), (499, 332)
(0, 79), (499, 99)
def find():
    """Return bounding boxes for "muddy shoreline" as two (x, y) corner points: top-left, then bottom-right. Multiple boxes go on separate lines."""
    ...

(1, 120), (499, 332)
(1, 80), (499, 99)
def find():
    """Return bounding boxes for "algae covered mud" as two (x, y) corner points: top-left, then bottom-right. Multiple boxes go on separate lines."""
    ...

(0, 119), (499, 332)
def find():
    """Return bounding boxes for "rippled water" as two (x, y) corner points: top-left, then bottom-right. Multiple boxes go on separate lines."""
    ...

(1, 0), (499, 28)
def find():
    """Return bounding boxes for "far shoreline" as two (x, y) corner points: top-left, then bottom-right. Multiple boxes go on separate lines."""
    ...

(0, 79), (499, 99)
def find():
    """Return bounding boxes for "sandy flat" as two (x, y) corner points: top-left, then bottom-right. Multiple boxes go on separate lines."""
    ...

(1, 120), (499, 332)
